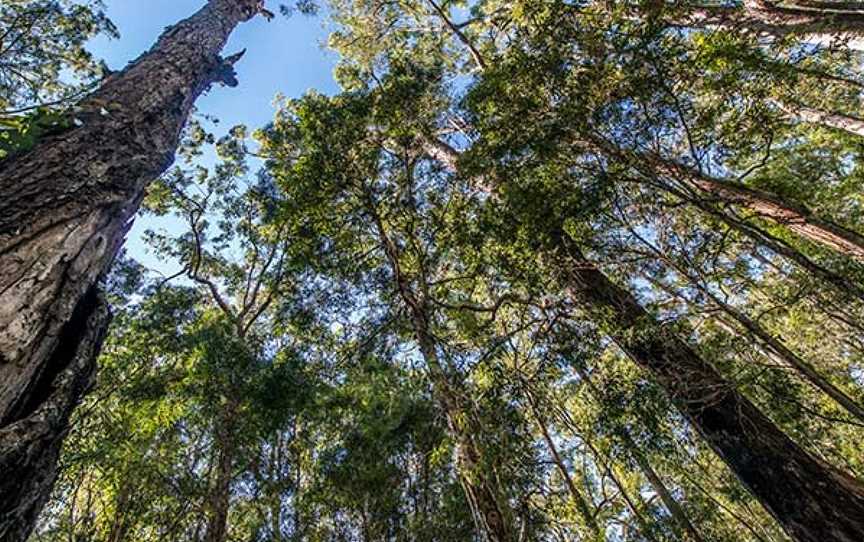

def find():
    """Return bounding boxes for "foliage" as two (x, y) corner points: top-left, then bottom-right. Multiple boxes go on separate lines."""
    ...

(29, 1), (864, 541)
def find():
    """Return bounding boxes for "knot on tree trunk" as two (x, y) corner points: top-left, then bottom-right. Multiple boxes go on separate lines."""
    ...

(218, 0), (274, 21)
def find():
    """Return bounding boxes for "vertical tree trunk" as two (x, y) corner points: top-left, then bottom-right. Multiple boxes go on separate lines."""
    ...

(205, 407), (237, 542)
(0, 1), (263, 537)
(574, 366), (706, 542)
(365, 193), (516, 542)
(553, 236), (864, 542)
(628, 440), (705, 542)
(525, 392), (600, 539)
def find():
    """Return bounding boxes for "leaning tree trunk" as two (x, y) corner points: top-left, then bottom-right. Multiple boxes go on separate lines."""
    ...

(552, 235), (864, 542)
(605, 140), (864, 264)
(0, 287), (109, 542)
(0, 1), (264, 537)
(525, 391), (600, 539)
(419, 138), (864, 542)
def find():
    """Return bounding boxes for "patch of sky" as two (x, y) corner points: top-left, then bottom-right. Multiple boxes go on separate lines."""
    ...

(88, 0), (341, 276)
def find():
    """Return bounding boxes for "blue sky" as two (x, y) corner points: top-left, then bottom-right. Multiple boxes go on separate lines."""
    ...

(88, 0), (339, 274)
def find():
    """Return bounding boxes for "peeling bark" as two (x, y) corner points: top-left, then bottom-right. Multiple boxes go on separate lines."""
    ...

(0, 0), (263, 535)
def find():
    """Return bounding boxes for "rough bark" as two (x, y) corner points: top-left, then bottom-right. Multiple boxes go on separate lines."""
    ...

(0, 287), (110, 541)
(554, 237), (864, 542)
(0, 0), (262, 535)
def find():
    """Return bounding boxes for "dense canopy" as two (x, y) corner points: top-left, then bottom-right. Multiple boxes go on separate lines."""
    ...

(2, 1), (864, 541)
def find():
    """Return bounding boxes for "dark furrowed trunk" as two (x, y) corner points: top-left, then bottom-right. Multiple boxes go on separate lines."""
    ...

(0, 1), (262, 536)
(0, 287), (110, 540)
(554, 237), (864, 542)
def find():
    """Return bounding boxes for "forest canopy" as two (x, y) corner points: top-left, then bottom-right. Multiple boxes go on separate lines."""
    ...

(2, 1), (864, 541)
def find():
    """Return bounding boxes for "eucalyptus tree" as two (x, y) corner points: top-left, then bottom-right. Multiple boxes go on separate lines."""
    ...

(301, 1), (864, 539)
(259, 73), (546, 541)
(0, 1), (272, 537)
(33, 124), (310, 542)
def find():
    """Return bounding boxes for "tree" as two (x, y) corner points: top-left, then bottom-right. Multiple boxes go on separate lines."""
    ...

(0, 0), (116, 115)
(0, 1), (269, 538)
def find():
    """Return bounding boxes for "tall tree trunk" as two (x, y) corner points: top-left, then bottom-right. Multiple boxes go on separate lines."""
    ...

(0, 1), (263, 537)
(107, 476), (133, 542)
(681, 191), (864, 301)
(525, 391), (600, 539)
(0, 287), (110, 541)
(636, 149), (864, 264)
(551, 398), (663, 541)
(780, 102), (864, 137)
(627, 438), (706, 542)
(364, 192), (516, 542)
(665, 0), (864, 50)
(205, 404), (238, 542)
(426, 135), (864, 282)
(553, 235), (864, 542)
(631, 230), (864, 423)
(573, 367), (707, 542)
(422, 135), (864, 542)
